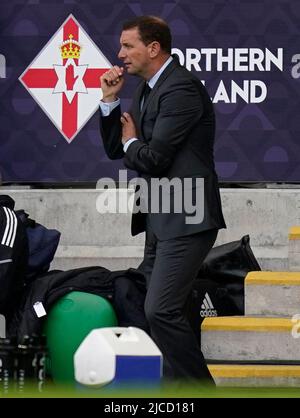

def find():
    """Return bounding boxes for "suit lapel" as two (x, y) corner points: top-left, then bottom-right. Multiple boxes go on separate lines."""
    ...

(131, 81), (145, 136)
(140, 58), (178, 120)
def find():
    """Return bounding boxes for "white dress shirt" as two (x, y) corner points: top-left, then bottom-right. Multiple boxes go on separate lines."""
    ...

(99, 56), (173, 152)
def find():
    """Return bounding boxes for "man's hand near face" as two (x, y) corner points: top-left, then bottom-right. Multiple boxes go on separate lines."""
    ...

(100, 65), (125, 102)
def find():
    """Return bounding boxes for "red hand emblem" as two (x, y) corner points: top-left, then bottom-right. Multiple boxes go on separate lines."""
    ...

(65, 64), (79, 91)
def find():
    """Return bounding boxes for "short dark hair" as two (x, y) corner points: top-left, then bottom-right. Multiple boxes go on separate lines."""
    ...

(122, 16), (172, 54)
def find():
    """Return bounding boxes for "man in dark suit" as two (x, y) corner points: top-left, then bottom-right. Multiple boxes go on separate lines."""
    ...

(99, 16), (226, 383)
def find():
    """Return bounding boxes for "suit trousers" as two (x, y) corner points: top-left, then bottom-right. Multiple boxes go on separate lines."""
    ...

(138, 217), (218, 382)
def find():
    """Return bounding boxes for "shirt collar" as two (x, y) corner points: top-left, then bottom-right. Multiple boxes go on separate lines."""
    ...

(147, 56), (173, 89)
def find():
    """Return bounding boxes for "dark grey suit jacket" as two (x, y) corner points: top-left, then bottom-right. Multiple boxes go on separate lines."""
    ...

(100, 57), (226, 240)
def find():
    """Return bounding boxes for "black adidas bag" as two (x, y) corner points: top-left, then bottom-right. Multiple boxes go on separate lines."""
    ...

(0, 196), (28, 324)
(187, 235), (261, 342)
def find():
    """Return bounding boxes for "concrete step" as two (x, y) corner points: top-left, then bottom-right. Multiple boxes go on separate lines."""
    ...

(208, 364), (300, 387)
(251, 246), (288, 271)
(201, 316), (299, 362)
(289, 226), (300, 271)
(245, 271), (300, 317)
(50, 245), (143, 271)
(5, 188), (298, 271)
(50, 244), (287, 272)
(50, 245), (286, 272)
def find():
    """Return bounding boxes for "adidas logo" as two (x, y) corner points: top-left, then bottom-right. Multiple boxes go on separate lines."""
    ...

(200, 292), (218, 318)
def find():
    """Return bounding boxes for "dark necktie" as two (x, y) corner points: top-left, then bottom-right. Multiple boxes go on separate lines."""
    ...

(141, 83), (151, 109)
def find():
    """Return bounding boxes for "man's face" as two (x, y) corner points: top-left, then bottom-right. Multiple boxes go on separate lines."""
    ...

(118, 28), (150, 77)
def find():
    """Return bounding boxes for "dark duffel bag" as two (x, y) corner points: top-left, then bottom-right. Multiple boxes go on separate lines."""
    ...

(16, 210), (61, 282)
(187, 235), (261, 343)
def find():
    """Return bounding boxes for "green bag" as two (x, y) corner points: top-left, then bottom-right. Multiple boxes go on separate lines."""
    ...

(44, 291), (118, 383)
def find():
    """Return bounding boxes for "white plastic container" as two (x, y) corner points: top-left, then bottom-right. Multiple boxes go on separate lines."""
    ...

(74, 327), (162, 387)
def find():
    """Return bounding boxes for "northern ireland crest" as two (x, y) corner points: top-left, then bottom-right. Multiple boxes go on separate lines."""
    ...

(19, 14), (111, 143)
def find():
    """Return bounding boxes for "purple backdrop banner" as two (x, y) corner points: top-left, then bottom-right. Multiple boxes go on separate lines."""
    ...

(1, 0), (300, 184)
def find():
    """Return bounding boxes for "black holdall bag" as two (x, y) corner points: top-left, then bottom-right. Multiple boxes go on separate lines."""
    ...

(0, 195), (28, 325)
(15, 210), (61, 283)
(187, 235), (261, 342)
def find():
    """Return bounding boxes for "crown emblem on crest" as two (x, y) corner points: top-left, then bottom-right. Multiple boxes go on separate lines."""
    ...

(60, 34), (81, 59)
